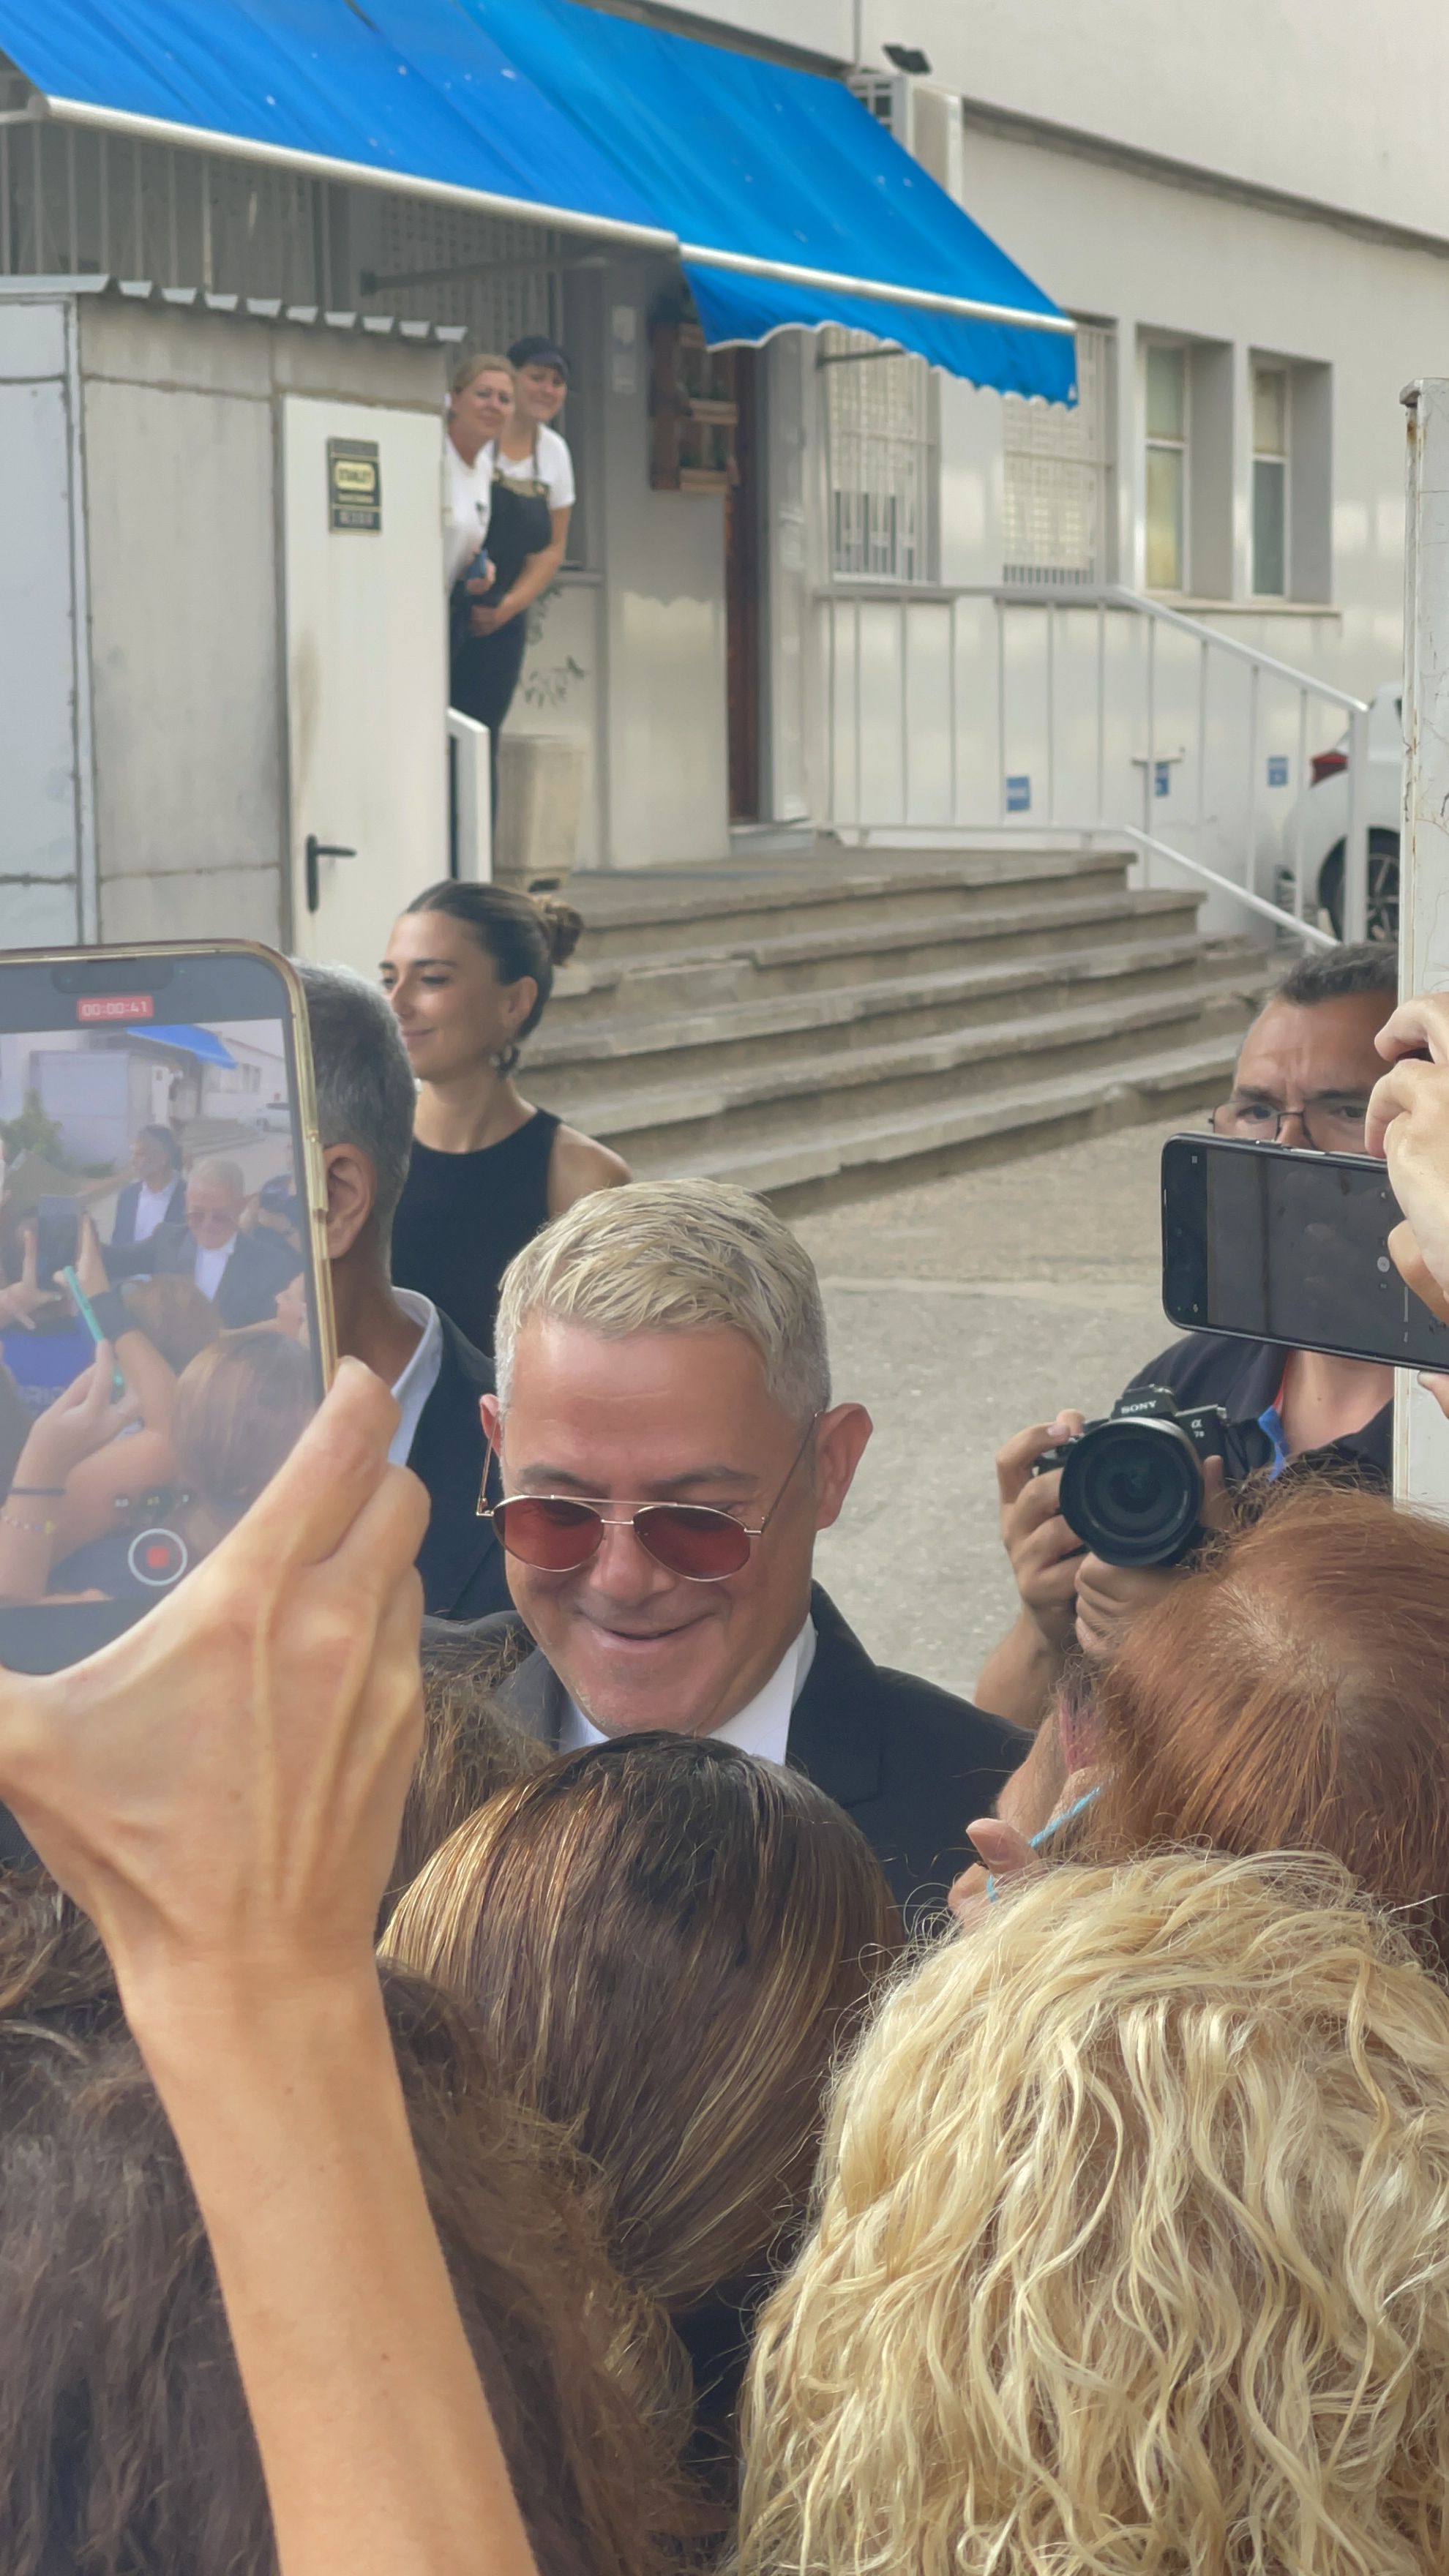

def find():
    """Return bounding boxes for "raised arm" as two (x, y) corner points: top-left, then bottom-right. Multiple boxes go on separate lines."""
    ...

(0, 1361), (540, 2576)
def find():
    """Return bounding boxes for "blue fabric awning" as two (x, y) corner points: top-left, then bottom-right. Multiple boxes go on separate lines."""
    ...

(0, 0), (1076, 400)
(140, 1025), (236, 1067)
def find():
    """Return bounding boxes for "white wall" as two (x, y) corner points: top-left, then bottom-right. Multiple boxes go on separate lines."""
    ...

(680, 0), (1449, 249)
(0, 296), (91, 948)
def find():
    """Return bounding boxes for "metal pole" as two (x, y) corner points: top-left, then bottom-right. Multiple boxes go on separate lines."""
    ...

(1194, 635), (1208, 867)
(948, 595), (959, 824)
(853, 594), (863, 829)
(1294, 688), (1308, 917)
(1094, 595), (1106, 824)
(996, 598), (1007, 823)
(1045, 602), (1056, 823)
(1342, 700), (1370, 943)
(1393, 381), (1449, 1507)
(1245, 663), (1260, 918)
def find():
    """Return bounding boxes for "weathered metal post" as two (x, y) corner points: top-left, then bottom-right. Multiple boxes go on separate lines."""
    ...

(1394, 382), (1449, 1503)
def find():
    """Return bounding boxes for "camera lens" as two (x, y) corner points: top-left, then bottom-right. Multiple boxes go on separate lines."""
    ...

(1059, 1418), (1205, 1568)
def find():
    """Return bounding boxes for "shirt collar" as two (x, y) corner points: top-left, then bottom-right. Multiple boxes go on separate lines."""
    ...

(388, 1290), (445, 1467)
(559, 1615), (817, 1763)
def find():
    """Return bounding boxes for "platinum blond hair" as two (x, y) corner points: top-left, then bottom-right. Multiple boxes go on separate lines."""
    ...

(188, 1157), (245, 1200)
(493, 1180), (830, 1423)
(737, 1851), (1449, 2576)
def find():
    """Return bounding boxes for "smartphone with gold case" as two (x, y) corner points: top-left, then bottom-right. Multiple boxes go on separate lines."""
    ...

(0, 941), (334, 1675)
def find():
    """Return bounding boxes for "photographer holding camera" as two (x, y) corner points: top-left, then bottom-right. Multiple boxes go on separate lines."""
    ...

(976, 946), (1398, 1727)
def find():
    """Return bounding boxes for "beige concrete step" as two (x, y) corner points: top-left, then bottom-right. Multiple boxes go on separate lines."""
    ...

(664, 1033), (1241, 1213)
(572, 974), (1261, 1166)
(530, 932), (1270, 1100)
(564, 845), (1131, 958)
(550, 885), (1204, 1025)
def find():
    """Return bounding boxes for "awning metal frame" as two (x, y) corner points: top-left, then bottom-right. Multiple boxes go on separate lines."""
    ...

(22, 87), (1076, 339)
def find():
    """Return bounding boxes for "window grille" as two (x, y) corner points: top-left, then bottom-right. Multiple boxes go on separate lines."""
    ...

(1001, 323), (1112, 589)
(823, 326), (937, 583)
(1251, 363), (1288, 598)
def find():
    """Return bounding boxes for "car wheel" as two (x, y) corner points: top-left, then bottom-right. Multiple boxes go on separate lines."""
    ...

(1319, 829), (1399, 943)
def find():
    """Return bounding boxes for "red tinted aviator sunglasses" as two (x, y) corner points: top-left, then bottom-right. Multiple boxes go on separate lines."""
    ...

(477, 1416), (819, 1584)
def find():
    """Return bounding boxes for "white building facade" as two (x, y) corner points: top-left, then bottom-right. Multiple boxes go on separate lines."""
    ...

(1, 0), (1445, 940)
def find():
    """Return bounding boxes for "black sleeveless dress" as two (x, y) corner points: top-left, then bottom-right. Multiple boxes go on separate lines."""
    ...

(391, 1109), (560, 1360)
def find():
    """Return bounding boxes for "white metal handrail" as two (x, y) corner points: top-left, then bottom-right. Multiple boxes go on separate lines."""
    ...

(819, 577), (1376, 945)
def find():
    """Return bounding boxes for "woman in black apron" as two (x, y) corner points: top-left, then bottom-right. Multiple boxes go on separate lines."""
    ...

(449, 444), (555, 818)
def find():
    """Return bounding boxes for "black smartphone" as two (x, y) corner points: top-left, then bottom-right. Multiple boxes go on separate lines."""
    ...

(0, 943), (333, 1674)
(34, 1195), (80, 1286)
(1161, 1131), (1449, 1372)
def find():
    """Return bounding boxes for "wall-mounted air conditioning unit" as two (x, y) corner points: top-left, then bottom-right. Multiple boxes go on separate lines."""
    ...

(847, 71), (965, 202)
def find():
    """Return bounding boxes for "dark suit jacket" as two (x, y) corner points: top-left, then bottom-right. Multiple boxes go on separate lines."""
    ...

(105, 1221), (300, 1328)
(426, 1582), (1028, 1920)
(111, 1177), (186, 1247)
(408, 1311), (509, 1622)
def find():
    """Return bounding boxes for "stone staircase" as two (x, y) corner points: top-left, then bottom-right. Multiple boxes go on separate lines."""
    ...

(530, 847), (1277, 1208)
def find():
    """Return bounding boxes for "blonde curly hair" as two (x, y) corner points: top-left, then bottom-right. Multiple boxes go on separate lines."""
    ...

(736, 1852), (1449, 2576)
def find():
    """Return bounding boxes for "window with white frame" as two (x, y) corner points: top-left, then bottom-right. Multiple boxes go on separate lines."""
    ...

(1002, 324), (1112, 588)
(1252, 364), (1289, 596)
(823, 328), (938, 583)
(1145, 342), (1188, 591)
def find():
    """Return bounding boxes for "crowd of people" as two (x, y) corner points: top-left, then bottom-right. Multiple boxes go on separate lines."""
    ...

(7, 917), (1449, 2573)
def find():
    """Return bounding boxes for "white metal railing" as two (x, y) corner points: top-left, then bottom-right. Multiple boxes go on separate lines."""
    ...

(818, 580), (1373, 947)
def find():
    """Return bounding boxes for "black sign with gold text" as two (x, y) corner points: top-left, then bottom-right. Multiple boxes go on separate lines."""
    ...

(327, 438), (382, 531)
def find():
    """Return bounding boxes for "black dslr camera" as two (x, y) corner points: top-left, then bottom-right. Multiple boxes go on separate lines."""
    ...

(1033, 1385), (1273, 1568)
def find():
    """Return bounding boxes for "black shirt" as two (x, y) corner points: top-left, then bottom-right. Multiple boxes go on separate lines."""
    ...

(392, 1111), (560, 1360)
(1126, 1330), (1393, 1485)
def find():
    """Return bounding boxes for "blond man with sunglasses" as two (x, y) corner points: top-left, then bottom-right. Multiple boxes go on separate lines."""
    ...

(443, 1179), (1026, 1918)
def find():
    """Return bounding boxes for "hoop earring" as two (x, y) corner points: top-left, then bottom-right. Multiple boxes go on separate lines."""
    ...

(491, 1043), (521, 1076)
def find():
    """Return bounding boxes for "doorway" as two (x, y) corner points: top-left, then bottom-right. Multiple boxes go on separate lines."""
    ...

(724, 348), (762, 823)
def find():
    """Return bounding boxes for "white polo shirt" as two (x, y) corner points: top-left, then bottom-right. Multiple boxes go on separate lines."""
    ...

(444, 437), (494, 589)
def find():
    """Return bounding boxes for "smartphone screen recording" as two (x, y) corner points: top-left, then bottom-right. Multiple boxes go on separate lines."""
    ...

(0, 946), (329, 1674)
(1161, 1131), (1449, 1374)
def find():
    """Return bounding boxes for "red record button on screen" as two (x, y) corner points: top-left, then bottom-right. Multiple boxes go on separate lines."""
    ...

(127, 1528), (189, 1589)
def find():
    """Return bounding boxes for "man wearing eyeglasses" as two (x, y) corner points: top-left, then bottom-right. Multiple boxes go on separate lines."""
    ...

(976, 943), (1399, 1729)
(446, 1176), (1028, 1917)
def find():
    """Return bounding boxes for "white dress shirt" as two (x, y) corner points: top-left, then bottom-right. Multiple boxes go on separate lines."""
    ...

(192, 1235), (236, 1302)
(559, 1614), (817, 1763)
(387, 1289), (445, 1467)
(132, 1179), (176, 1243)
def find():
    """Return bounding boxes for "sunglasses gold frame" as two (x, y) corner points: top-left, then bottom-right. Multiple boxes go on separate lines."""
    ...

(476, 1414), (820, 1582)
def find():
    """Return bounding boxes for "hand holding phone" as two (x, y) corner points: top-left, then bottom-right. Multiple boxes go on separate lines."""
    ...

(1162, 1132), (1449, 1371)
(1366, 994), (1449, 1313)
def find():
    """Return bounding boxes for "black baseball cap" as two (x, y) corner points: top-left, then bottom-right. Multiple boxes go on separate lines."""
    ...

(508, 334), (571, 380)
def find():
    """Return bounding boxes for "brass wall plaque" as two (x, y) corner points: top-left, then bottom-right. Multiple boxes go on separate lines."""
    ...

(327, 437), (382, 531)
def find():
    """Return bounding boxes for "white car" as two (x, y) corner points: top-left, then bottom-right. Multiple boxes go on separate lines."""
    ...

(1271, 684), (1401, 942)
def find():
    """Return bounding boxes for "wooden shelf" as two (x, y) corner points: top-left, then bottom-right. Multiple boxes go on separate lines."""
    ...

(649, 315), (739, 494)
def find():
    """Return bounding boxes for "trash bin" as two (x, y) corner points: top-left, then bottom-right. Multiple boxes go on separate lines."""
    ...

(495, 734), (588, 891)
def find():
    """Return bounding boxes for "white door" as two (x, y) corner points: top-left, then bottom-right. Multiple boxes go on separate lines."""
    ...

(282, 396), (447, 973)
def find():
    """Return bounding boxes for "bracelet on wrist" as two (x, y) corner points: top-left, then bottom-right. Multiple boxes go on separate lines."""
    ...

(0, 1510), (58, 1537)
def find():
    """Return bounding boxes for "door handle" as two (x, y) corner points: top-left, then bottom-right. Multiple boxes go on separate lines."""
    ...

(304, 835), (356, 914)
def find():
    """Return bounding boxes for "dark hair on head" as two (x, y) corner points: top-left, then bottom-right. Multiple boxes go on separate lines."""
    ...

(119, 1275), (221, 1377)
(1084, 1479), (1449, 1972)
(171, 1333), (315, 1526)
(1273, 941), (1398, 1008)
(379, 1628), (550, 1930)
(403, 880), (583, 1074)
(293, 961), (416, 1248)
(0, 1873), (691, 2576)
(385, 1732), (901, 2316)
(134, 1123), (182, 1172)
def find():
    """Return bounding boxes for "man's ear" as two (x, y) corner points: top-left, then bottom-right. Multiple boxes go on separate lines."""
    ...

(320, 1142), (376, 1262)
(811, 1401), (872, 1532)
(479, 1393), (503, 1449)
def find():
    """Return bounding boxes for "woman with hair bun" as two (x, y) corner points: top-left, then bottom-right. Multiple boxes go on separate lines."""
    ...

(383, 881), (628, 1355)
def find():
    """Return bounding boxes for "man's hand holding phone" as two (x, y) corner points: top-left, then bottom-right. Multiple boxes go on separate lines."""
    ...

(1369, 992), (1449, 1323)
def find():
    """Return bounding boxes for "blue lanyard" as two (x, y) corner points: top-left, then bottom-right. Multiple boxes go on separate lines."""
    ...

(984, 1782), (1103, 1902)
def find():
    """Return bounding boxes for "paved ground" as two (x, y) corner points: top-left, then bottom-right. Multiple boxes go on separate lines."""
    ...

(795, 1112), (1209, 1697)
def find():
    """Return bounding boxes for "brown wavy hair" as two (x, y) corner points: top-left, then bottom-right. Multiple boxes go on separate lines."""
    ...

(379, 1627), (549, 1930)
(1082, 1481), (1449, 1968)
(384, 1733), (900, 2315)
(0, 1878), (689, 2576)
